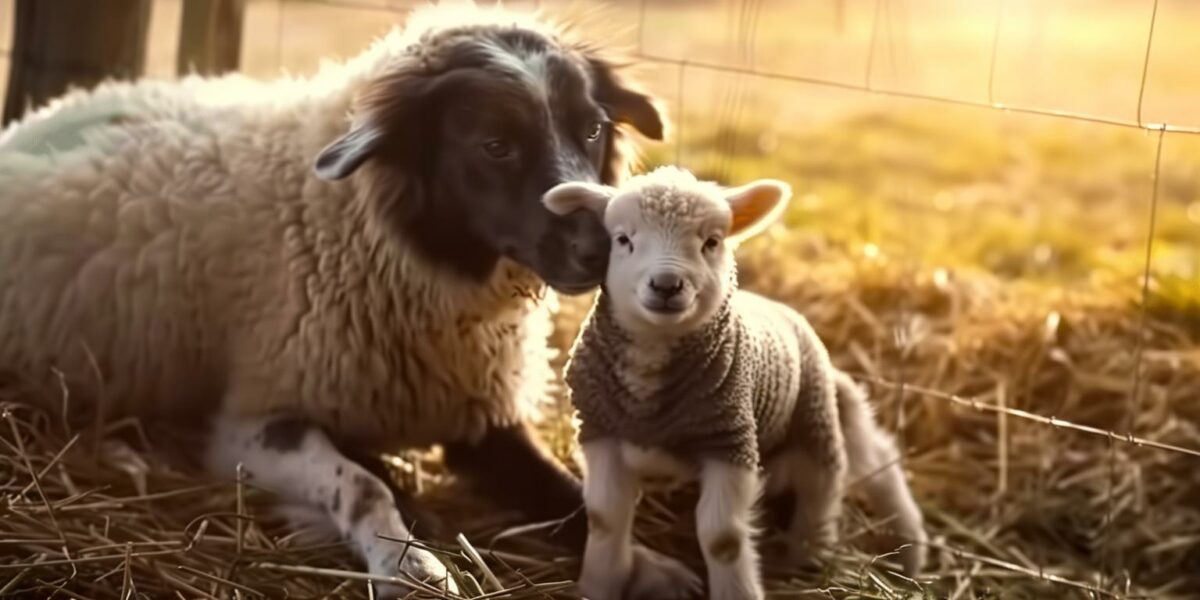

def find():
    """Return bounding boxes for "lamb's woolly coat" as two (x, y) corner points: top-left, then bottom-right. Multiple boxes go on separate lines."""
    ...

(0, 8), (561, 450)
(566, 262), (842, 472)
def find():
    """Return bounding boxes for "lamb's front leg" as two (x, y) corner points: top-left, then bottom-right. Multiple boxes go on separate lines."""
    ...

(697, 461), (764, 600)
(578, 439), (637, 600)
(205, 413), (456, 596)
(445, 422), (700, 598)
(578, 440), (702, 600)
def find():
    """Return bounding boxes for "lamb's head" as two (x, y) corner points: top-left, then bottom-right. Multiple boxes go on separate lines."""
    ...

(312, 4), (666, 295)
(545, 166), (791, 335)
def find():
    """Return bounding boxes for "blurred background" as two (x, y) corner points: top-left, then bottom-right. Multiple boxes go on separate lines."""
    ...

(6, 0), (1196, 305)
(2, 1), (1198, 597)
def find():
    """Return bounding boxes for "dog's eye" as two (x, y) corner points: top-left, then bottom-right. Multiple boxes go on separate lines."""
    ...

(586, 121), (605, 142)
(482, 139), (514, 159)
(703, 237), (720, 252)
(615, 234), (632, 249)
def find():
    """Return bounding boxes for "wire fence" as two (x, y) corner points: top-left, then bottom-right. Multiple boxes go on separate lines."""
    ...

(2, 0), (1197, 595)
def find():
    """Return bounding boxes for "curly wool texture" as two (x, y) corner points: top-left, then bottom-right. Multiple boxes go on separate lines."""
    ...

(566, 284), (839, 470)
(0, 5), (572, 450)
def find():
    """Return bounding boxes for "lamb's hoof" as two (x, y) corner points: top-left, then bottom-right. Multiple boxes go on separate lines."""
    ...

(894, 527), (929, 576)
(372, 547), (458, 597)
(862, 522), (928, 576)
(626, 545), (702, 600)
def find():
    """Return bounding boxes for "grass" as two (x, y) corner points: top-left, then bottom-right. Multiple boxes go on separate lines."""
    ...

(1, 0), (1199, 598)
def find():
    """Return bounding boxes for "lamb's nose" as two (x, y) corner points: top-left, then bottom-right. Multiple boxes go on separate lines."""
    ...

(648, 272), (685, 298)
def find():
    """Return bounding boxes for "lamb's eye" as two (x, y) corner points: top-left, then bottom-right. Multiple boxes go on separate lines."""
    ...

(482, 139), (514, 159)
(585, 121), (605, 142)
(703, 237), (721, 252)
(615, 234), (632, 248)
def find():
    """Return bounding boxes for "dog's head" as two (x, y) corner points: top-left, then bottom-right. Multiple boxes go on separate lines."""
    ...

(314, 7), (665, 295)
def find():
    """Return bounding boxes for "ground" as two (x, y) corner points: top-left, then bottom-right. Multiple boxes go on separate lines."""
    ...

(1, 0), (1198, 598)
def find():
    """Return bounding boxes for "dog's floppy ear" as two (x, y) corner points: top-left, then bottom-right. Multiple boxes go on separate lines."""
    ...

(314, 123), (385, 181)
(586, 56), (666, 141)
(313, 65), (439, 181)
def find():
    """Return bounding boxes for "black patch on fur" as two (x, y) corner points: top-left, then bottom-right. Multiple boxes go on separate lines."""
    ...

(331, 487), (341, 513)
(331, 441), (450, 540)
(708, 532), (742, 563)
(348, 473), (386, 525)
(260, 416), (309, 452)
(586, 509), (608, 534)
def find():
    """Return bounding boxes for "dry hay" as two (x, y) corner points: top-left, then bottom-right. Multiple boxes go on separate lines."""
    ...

(2, 247), (1198, 599)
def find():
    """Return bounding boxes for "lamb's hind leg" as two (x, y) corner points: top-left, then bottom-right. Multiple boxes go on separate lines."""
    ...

(835, 372), (927, 575)
(205, 413), (456, 596)
(772, 406), (848, 566)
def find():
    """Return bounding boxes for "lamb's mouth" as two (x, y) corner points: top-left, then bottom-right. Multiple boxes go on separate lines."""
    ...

(642, 299), (690, 315)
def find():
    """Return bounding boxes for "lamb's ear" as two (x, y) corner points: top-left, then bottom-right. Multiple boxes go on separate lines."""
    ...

(586, 56), (666, 141)
(543, 182), (616, 217)
(314, 123), (384, 181)
(725, 179), (792, 241)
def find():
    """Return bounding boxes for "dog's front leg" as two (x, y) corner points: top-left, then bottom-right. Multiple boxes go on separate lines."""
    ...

(205, 412), (457, 596)
(444, 419), (588, 547)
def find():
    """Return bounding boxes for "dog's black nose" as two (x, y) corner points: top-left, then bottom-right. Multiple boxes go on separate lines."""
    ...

(569, 237), (610, 273)
(648, 272), (685, 298)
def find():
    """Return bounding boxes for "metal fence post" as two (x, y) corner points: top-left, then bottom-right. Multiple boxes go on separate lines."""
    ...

(177, 0), (246, 77)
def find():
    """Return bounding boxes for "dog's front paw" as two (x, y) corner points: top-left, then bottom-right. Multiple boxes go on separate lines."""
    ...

(371, 545), (458, 597)
(626, 545), (702, 600)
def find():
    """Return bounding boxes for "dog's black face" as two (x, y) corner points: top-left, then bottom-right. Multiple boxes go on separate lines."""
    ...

(314, 27), (665, 295)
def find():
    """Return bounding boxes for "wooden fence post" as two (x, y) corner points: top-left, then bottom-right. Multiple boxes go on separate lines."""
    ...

(177, 0), (245, 77)
(2, 0), (152, 125)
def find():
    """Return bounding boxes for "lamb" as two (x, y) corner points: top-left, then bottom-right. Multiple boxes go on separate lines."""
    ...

(0, 3), (701, 595)
(543, 166), (928, 600)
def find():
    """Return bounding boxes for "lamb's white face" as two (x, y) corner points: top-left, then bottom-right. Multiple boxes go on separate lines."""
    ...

(602, 189), (732, 334)
(543, 171), (792, 337)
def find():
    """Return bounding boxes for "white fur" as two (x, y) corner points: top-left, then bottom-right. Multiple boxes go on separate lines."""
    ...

(581, 442), (765, 600)
(834, 372), (928, 573)
(579, 439), (638, 600)
(206, 415), (454, 594)
(579, 440), (703, 600)
(697, 461), (764, 600)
